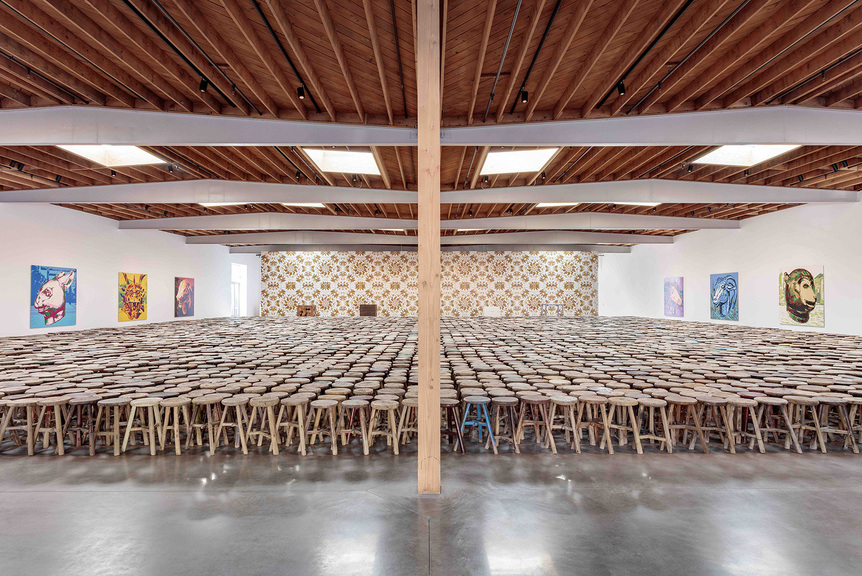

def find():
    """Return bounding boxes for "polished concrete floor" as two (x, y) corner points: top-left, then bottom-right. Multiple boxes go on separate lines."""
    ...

(1, 444), (861, 576)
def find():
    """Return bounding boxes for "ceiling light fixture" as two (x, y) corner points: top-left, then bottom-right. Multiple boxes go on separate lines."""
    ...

(480, 148), (559, 175)
(520, 90), (528, 104)
(297, 86), (305, 100)
(694, 144), (801, 167)
(199, 78), (208, 93)
(616, 81), (626, 96)
(57, 145), (163, 167)
(303, 148), (380, 175)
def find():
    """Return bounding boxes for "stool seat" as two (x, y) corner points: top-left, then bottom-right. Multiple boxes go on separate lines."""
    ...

(221, 396), (249, 406)
(440, 397), (460, 408)
(249, 396), (280, 408)
(192, 395), (221, 405)
(784, 395), (819, 406)
(37, 395), (72, 406)
(310, 399), (338, 409)
(639, 397), (667, 408)
(756, 396), (788, 406)
(462, 396), (489, 405)
(68, 394), (100, 406)
(130, 397), (162, 408)
(371, 399), (399, 410)
(282, 397), (310, 407)
(493, 396), (519, 406)
(609, 397), (638, 407)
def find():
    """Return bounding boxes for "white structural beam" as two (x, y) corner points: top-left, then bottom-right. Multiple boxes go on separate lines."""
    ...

(442, 106), (862, 146)
(5, 106), (862, 148)
(227, 244), (631, 254)
(0, 180), (418, 204)
(0, 107), (416, 146)
(441, 179), (861, 205)
(3, 178), (854, 205)
(186, 230), (672, 245)
(441, 212), (738, 230)
(118, 213), (415, 230)
(119, 211), (734, 231)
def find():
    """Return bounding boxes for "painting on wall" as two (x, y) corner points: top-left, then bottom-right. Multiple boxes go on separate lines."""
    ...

(118, 272), (147, 322)
(779, 266), (824, 327)
(664, 277), (684, 317)
(174, 277), (194, 317)
(30, 265), (77, 329)
(710, 273), (739, 321)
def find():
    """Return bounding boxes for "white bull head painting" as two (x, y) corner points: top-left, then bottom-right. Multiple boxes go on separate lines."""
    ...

(31, 266), (77, 328)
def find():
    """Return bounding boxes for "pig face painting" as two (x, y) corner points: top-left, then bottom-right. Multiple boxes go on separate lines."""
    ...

(31, 266), (77, 328)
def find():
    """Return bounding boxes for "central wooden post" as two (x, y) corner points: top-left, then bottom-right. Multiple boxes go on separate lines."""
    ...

(417, 0), (441, 494)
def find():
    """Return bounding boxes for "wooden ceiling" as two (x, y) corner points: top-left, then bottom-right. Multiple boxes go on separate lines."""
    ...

(1, 0), (861, 238)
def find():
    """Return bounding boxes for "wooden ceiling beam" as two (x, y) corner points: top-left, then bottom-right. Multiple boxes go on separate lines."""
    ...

(609, 0), (731, 116)
(219, 0), (307, 119)
(524, 0), (593, 121)
(725, 4), (862, 107)
(495, 0), (546, 123)
(826, 73), (862, 106)
(231, 146), (282, 182)
(254, 146), (300, 183)
(171, 0), (279, 117)
(465, 0), (496, 125)
(638, 0), (772, 115)
(777, 45), (862, 105)
(80, 0), (222, 114)
(0, 21), (113, 106)
(206, 147), (257, 181)
(363, 0), (394, 125)
(313, 0), (366, 123)
(468, 146), (489, 189)
(0, 78), (30, 106)
(292, 146), (335, 186)
(0, 54), (68, 105)
(34, 0), (190, 111)
(553, 0), (639, 119)
(123, 0), (249, 116)
(668, 0), (815, 113)
(371, 146), (392, 189)
(263, 0), (336, 121)
(156, 147), (234, 181)
(580, 0), (690, 118)
(546, 146), (589, 182)
(0, 148), (96, 185)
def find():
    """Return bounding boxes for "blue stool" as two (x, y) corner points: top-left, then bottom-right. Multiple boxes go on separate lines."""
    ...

(458, 396), (497, 453)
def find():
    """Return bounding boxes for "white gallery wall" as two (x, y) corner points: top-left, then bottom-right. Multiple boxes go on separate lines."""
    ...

(599, 200), (862, 336)
(0, 203), (260, 338)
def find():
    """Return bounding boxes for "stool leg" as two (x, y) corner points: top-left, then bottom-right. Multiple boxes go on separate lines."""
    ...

(359, 408), (369, 456)
(121, 406), (136, 453)
(237, 408), (248, 454)
(839, 406), (859, 454)
(481, 405), (496, 454)
(453, 407), (465, 453)
(327, 406), (337, 455)
(627, 405), (643, 455)
(386, 408), (398, 455)
(173, 406), (182, 455)
(397, 405), (409, 445)
(24, 406), (35, 456)
(720, 406), (735, 454)
(659, 406), (673, 454)
(296, 407), (307, 456)
(779, 405), (802, 454)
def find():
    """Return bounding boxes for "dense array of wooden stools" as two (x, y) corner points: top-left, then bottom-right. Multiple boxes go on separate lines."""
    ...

(1, 316), (862, 457)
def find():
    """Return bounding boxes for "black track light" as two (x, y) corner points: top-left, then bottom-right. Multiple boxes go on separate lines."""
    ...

(541, 171), (546, 181)
(483, 175), (489, 184)
(352, 174), (358, 183)
(296, 170), (302, 180)
(168, 165), (174, 173)
(199, 78), (208, 93)
(111, 170), (116, 177)
(832, 163), (839, 173)
(798, 175), (804, 183)
(687, 164), (693, 173)
(616, 81), (626, 96)
(16, 162), (23, 171)
(520, 90), (528, 104)
(744, 169), (749, 176)
(297, 86), (305, 100)
(55, 175), (61, 183)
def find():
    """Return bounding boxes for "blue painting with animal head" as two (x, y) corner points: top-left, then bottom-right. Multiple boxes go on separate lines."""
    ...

(710, 272), (738, 321)
(30, 265), (77, 329)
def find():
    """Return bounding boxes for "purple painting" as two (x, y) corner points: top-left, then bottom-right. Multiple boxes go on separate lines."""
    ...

(664, 277), (684, 317)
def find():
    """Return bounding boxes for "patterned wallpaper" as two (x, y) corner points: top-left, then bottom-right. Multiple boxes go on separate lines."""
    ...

(260, 250), (598, 317)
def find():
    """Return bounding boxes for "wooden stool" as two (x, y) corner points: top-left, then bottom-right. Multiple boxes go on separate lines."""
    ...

(246, 395), (280, 454)
(34, 396), (71, 455)
(340, 398), (370, 455)
(122, 397), (163, 455)
(216, 396), (249, 454)
(276, 397), (310, 455)
(693, 396), (734, 453)
(440, 397), (465, 453)
(636, 397), (673, 453)
(753, 396), (801, 453)
(396, 397), (419, 445)
(813, 396), (859, 453)
(95, 397), (130, 456)
(188, 395), (222, 454)
(728, 397), (765, 453)
(785, 395), (824, 453)
(0, 398), (39, 455)
(548, 396), (578, 454)
(491, 396), (520, 454)
(307, 398), (339, 455)
(577, 395), (613, 454)
(607, 397), (643, 454)
(160, 396), (192, 455)
(459, 396), (495, 453)
(516, 396), (553, 451)
(368, 399), (399, 455)
(665, 395), (707, 453)
(65, 394), (100, 456)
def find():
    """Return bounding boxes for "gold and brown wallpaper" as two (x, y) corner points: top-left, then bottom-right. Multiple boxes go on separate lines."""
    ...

(260, 250), (598, 317)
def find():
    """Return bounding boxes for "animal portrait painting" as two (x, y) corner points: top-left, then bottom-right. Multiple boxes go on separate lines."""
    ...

(175, 277), (194, 317)
(779, 266), (824, 327)
(664, 277), (684, 318)
(119, 273), (147, 322)
(710, 273), (739, 321)
(30, 265), (77, 329)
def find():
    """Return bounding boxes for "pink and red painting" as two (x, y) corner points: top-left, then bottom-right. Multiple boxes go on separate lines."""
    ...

(174, 277), (194, 317)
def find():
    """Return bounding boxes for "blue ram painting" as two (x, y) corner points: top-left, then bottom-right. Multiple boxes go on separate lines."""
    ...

(710, 272), (738, 321)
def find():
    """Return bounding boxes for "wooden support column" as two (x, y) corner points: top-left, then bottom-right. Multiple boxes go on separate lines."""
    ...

(417, 0), (441, 495)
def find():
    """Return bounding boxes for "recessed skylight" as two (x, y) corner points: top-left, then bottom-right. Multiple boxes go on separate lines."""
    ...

(57, 145), (163, 167)
(694, 145), (800, 167)
(456, 229), (481, 232)
(535, 202), (580, 208)
(198, 202), (326, 208)
(303, 148), (380, 175)
(380, 229), (405, 232)
(480, 148), (559, 175)
(613, 201), (661, 207)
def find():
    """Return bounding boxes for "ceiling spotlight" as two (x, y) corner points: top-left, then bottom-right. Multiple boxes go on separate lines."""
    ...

(616, 81), (626, 96)
(111, 170), (116, 177)
(520, 90), (528, 104)
(295, 170), (302, 179)
(687, 164), (693, 173)
(55, 175), (61, 183)
(352, 174), (358, 183)
(798, 175), (804, 183)
(297, 86), (305, 100)
(168, 165), (174, 173)
(199, 78), (208, 93)
(541, 171), (546, 181)
(16, 162), (23, 171)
